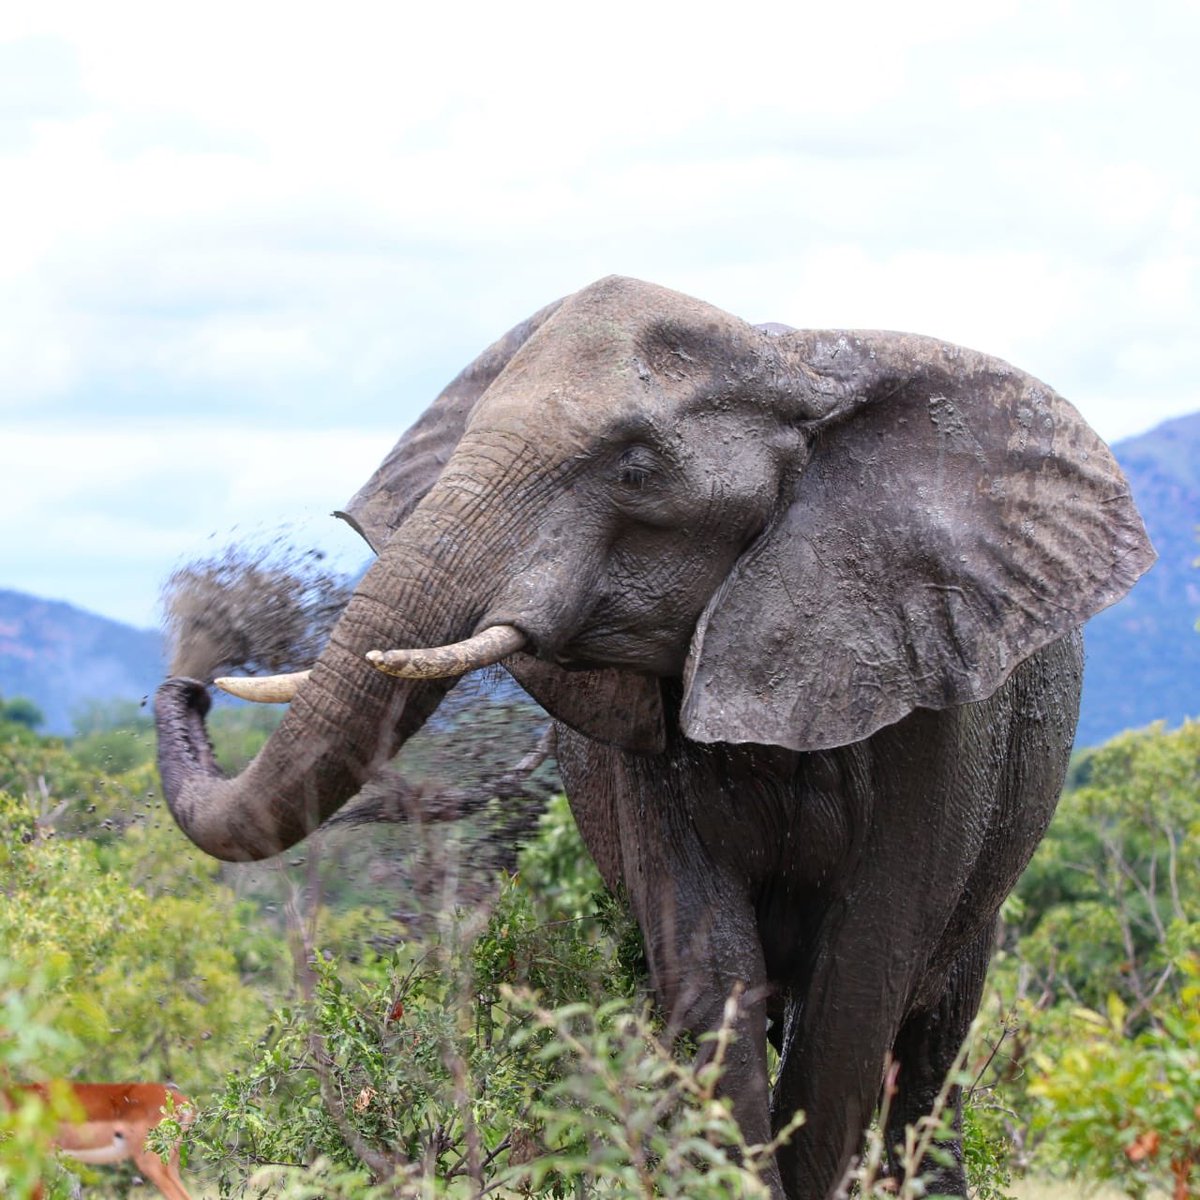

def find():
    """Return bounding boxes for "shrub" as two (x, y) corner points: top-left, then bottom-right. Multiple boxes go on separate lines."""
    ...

(1028, 957), (1200, 1199)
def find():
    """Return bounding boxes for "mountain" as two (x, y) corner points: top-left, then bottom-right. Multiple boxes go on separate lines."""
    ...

(0, 412), (1196, 744)
(1078, 411), (1200, 747)
(0, 591), (163, 734)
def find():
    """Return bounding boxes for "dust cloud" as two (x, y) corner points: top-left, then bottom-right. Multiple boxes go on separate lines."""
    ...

(161, 539), (353, 681)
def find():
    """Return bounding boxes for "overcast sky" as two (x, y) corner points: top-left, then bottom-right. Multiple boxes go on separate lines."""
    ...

(2, 0), (1196, 629)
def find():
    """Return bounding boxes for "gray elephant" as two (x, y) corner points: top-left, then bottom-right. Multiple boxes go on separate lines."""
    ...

(155, 277), (1153, 1199)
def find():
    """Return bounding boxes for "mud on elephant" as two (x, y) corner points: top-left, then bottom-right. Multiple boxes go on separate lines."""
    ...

(155, 276), (1152, 1199)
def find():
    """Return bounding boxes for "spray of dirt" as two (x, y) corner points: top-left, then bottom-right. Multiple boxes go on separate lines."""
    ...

(161, 539), (354, 681)
(160, 537), (558, 929)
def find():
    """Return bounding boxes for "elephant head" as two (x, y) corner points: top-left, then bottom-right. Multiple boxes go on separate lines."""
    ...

(155, 276), (1152, 860)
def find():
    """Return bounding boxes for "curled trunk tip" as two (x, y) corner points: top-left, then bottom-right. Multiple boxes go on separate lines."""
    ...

(367, 624), (526, 679)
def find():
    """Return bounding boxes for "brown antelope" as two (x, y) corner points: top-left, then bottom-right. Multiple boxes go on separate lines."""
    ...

(9, 1082), (194, 1200)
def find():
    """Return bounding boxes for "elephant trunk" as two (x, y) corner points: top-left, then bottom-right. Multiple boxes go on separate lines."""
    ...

(154, 506), (498, 862)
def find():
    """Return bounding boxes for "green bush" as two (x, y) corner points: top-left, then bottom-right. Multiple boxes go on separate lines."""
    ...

(0, 965), (81, 1199)
(0, 789), (285, 1091)
(982, 721), (1200, 1194)
(190, 897), (795, 1198)
(1027, 958), (1200, 1199)
(186, 872), (649, 1195)
(1010, 722), (1200, 1014)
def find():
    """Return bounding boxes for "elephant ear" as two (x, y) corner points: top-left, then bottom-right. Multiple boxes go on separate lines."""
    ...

(334, 297), (666, 753)
(681, 331), (1155, 752)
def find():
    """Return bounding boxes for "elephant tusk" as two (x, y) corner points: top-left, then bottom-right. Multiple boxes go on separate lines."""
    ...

(366, 625), (527, 679)
(214, 671), (312, 703)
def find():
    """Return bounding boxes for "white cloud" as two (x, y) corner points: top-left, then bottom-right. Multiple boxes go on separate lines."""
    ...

(958, 64), (1091, 109)
(0, 423), (388, 623)
(2, 423), (393, 518)
(187, 317), (330, 383)
(0, 0), (1197, 622)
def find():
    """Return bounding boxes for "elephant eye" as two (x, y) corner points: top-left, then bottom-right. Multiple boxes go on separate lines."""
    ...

(616, 447), (657, 491)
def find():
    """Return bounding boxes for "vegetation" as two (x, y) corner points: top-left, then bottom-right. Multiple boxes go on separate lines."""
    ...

(0, 695), (44, 730)
(185, 884), (799, 1198)
(978, 720), (1200, 1199)
(0, 695), (1196, 1197)
(0, 967), (79, 1198)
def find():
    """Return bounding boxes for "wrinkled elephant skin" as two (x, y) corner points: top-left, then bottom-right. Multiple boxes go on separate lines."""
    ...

(155, 277), (1153, 1200)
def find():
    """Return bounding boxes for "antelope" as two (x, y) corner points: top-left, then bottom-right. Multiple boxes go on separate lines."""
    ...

(8, 1082), (194, 1200)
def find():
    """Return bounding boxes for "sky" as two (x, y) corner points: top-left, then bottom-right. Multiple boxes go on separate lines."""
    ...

(1, 0), (1197, 629)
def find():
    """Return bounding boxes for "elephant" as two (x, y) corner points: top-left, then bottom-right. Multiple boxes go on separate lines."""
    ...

(155, 276), (1153, 1199)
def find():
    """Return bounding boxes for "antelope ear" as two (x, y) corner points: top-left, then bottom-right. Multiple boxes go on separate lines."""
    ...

(681, 331), (1155, 752)
(505, 656), (666, 754)
(334, 298), (566, 552)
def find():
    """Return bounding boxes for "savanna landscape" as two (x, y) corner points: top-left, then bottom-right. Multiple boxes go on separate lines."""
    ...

(2, 7), (1197, 1195)
(2, 662), (1197, 1197)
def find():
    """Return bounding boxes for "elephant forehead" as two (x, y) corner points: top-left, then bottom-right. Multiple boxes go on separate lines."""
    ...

(469, 350), (653, 447)
(559, 274), (739, 338)
(467, 277), (755, 444)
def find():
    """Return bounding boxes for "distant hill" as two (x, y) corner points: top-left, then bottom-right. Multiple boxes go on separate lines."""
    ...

(0, 412), (1196, 744)
(1078, 411), (1200, 746)
(0, 591), (163, 734)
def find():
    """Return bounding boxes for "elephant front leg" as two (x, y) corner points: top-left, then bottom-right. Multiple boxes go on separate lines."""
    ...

(637, 879), (785, 1197)
(556, 730), (785, 1194)
(770, 898), (925, 1200)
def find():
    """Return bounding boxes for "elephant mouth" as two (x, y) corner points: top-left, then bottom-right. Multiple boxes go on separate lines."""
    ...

(551, 626), (690, 678)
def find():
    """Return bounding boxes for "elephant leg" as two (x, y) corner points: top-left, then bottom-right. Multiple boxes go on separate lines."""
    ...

(770, 899), (918, 1200)
(556, 729), (784, 1195)
(645, 878), (784, 1197)
(656, 888), (775, 1126)
(882, 923), (993, 1198)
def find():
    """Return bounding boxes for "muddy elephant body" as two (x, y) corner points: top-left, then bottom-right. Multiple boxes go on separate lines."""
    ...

(558, 639), (1079, 1193)
(156, 277), (1152, 1199)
